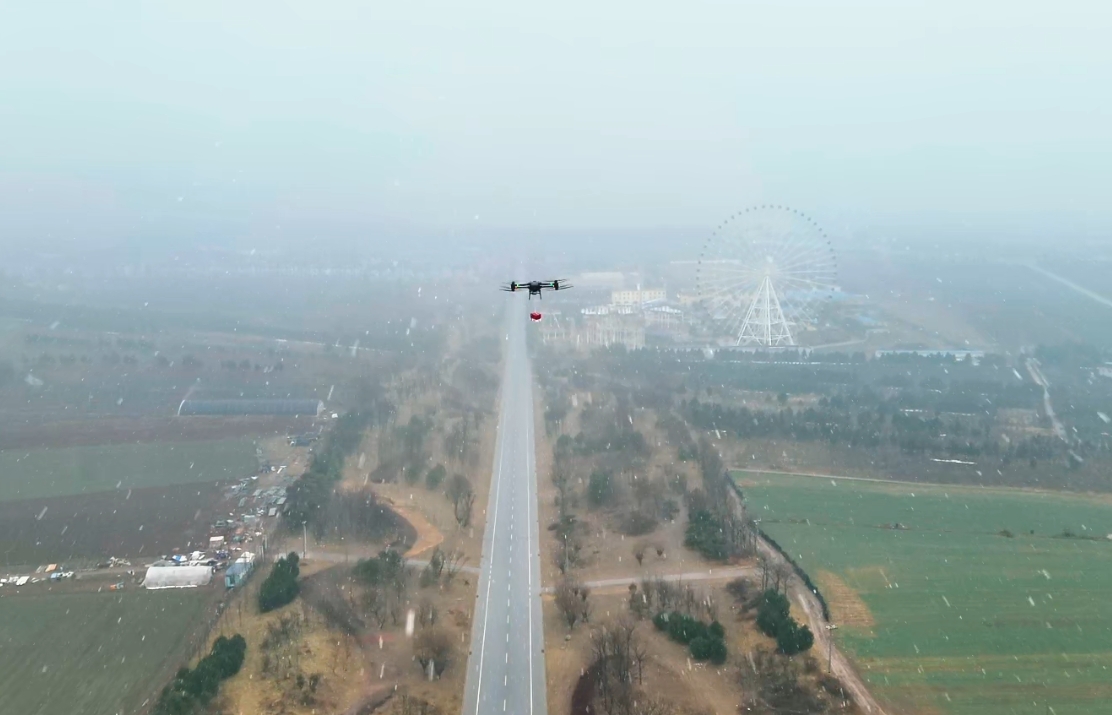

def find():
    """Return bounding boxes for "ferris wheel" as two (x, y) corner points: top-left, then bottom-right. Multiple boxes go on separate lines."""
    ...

(695, 205), (838, 347)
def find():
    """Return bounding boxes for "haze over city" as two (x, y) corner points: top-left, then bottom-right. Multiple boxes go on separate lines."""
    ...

(2, 4), (1112, 715)
(2, 0), (1110, 258)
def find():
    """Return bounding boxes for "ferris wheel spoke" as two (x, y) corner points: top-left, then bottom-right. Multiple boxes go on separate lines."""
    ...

(697, 276), (760, 300)
(697, 205), (839, 347)
(772, 242), (833, 274)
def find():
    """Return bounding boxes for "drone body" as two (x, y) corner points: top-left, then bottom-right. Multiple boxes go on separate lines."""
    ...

(500, 279), (573, 300)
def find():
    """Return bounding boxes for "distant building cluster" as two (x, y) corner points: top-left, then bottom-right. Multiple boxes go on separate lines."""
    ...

(539, 272), (687, 350)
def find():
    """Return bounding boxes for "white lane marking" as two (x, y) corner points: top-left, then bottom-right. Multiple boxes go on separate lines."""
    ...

(474, 386), (510, 715)
(525, 383), (536, 715)
(503, 699), (507, 712)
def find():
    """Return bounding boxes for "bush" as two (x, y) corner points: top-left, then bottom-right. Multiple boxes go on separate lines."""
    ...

(776, 623), (814, 656)
(353, 549), (405, 587)
(667, 613), (707, 644)
(426, 464), (447, 489)
(587, 470), (614, 507)
(755, 590), (791, 638)
(403, 463), (423, 485)
(654, 611), (729, 664)
(684, 509), (729, 561)
(754, 589), (814, 656)
(690, 636), (728, 664)
(259, 552), (301, 613)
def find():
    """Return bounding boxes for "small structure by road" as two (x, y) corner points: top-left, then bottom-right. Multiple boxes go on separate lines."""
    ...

(142, 564), (213, 590)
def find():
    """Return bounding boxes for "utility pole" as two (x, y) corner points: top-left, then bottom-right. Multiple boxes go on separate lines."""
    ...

(302, 521), (308, 559)
(828, 628), (833, 671)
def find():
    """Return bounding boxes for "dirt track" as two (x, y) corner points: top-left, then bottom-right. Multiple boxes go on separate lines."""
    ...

(755, 537), (888, 715)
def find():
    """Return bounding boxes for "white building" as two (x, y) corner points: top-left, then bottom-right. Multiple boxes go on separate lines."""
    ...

(611, 288), (665, 306)
(142, 564), (213, 590)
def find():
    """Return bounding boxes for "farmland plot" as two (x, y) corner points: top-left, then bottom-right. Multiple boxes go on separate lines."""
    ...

(0, 590), (214, 715)
(0, 438), (258, 502)
(739, 472), (1112, 715)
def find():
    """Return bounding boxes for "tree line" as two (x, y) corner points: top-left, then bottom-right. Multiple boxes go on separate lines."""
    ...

(153, 634), (247, 715)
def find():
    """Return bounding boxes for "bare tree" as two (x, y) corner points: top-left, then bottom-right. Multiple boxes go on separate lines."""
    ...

(417, 598), (438, 627)
(413, 626), (454, 678)
(590, 618), (641, 715)
(758, 553), (773, 592)
(452, 481), (476, 528)
(773, 562), (793, 594)
(364, 588), (389, 628)
(738, 649), (829, 714)
(555, 576), (590, 629)
(442, 549), (465, 584)
(394, 690), (441, 715)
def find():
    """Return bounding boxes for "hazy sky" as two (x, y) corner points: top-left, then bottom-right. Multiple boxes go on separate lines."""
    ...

(1, 1), (1109, 252)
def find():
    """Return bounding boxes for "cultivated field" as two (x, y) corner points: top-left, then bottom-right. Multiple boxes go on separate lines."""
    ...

(0, 589), (216, 715)
(0, 481), (228, 566)
(739, 471), (1112, 715)
(0, 438), (259, 502)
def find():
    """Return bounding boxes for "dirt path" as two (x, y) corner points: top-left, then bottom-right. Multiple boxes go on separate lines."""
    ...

(755, 537), (888, 715)
(541, 565), (756, 594)
(387, 502), (444, 558)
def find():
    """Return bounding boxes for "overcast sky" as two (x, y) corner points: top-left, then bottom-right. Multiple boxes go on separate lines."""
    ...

(1, 1), (1109, 253)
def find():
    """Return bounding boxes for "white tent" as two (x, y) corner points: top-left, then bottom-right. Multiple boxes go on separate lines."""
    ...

(143, 565), (213, 590)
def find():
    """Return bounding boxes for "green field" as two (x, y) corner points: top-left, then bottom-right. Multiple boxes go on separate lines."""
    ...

(0, 590), (213, 715)
(0, 438), (258, 501)
(738, 472), (1112, 715)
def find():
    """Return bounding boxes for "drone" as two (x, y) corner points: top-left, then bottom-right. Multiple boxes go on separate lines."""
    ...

(500, 279), (573, 299)
(501, 279), (572, 322)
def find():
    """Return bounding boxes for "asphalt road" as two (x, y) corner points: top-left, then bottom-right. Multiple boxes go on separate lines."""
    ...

(462, 310), (547, 715)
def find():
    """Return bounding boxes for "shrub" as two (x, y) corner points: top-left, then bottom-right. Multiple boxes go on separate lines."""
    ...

(426, 464), (447, 489)
(588, 470), (614, 507)
(754, 589), (814, 656)
(690, 636), (727, 664)
(655, 610), (729, 664)
(259, 552), (300, 613)
(684, 509), (729, 561)
(353, 549), (405, 587)
(776, 623), (814, 656)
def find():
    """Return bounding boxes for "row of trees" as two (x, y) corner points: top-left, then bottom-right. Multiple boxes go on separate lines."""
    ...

(351, 549), (459, 679)
(153, 635), (247, 715)
(684, 398), (1068, 462)
(284, 382), (393, 535)
(589, 620), (674, 715)
(651, 611), (727, 664)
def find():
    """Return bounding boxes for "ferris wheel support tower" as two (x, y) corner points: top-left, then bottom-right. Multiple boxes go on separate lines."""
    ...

(737, 275), (793, 346)
(695, 205), (838, 349)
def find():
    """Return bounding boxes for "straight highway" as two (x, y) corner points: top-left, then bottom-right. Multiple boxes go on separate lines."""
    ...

(462, 307), (547, 715)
